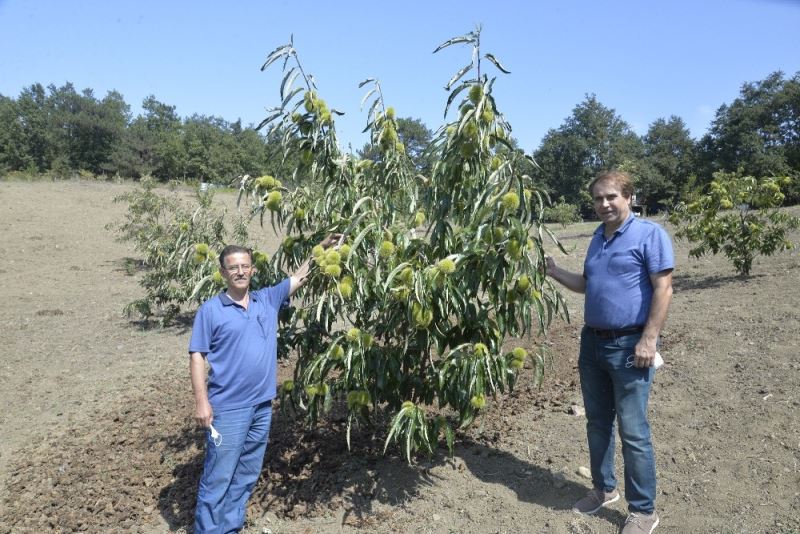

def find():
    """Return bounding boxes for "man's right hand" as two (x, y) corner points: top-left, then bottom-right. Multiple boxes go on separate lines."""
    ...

(545, 256), (556, 274)
(195, 399), (213, 428)
(543, 255), (587, 294)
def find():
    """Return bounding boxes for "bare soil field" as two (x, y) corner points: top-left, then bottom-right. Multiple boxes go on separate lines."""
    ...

(0, 179), (798, 533)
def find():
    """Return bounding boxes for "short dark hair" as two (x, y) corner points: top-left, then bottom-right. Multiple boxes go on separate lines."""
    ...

(589, 170), (635, 199)
(218, 245), (253, 269)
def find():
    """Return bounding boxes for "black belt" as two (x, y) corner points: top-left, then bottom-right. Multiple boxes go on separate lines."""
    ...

(586, 326), (644, 339)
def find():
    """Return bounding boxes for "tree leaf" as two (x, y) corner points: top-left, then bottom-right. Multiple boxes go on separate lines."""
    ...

(281, 87), (304, 109)
(383, 262), (412, 291)
(524, 153), (541, 170)
(484, 53), (511, 74)
(444, 422), (454, 455)
(350, 195), (374, 216)
(189, 274), (211, 301)
(261, 43), (293, 71)
(360, 86), (379, 110)
(367, 97), (382, 123)
(255, 109), (283, 131)
(280, 69), (300, 101)
(443, 82), (471, 118)
(432, 33), (477, 54)
(351, 223), (377, 252)
(406, 414), (417, 463)
(346, 413), (354, 451)
(446, 63), (474, 91)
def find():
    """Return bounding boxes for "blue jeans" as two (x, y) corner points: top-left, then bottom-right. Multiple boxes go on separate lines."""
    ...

(195, 400), (273, 534)
(579, 327), (656, 514)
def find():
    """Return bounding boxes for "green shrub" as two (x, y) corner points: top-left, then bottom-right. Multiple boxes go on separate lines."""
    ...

(109, 178), (279, 324)
(670, 171), (800, 276)
(541, 197), (582, 225)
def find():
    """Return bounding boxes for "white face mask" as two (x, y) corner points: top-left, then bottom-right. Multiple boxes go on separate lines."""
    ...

(625, 352), (664, 370)
(209, 424), (222, 447)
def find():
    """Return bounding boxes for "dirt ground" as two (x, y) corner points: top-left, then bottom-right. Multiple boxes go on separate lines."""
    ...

(0, 179), (798, 534)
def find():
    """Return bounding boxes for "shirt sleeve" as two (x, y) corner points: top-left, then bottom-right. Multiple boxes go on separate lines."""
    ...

(644, 225), (675, 274)
(259, 278), (291, 311)
(188, 302), (213, 354)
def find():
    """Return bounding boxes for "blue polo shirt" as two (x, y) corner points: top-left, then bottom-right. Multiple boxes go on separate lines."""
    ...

(583, 215), (673, 330)
(189, 278), (291, 412)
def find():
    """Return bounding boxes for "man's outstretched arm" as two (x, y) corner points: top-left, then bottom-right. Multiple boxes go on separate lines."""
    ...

(545, 256), (587, 294)
(289, 234), (343, 296)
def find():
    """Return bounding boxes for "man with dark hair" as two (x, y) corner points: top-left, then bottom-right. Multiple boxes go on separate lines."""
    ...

(189, 237), (338, 533)
(546, 170), (673, 534)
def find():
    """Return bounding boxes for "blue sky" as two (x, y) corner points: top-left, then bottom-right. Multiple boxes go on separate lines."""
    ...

(1, 0), (799, 152)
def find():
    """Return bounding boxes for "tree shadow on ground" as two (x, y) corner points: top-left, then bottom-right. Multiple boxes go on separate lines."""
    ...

(128, 312), (195, 334)
(458, 437), (627, 527)
(112, 256), (148, 275)
(157, 412), (626, 532)
(156, 408), (447, 532)
(672, 272), (764, 292)
(157, 426), (206, 531)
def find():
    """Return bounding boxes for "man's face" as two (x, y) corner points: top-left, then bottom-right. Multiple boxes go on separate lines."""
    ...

(592, 180), (631, 232)
(220, 251), (255, 292)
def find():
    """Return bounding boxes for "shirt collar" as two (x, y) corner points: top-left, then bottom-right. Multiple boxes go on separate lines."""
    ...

(219, 290), (256, 306)
(593, 213), (636, 239)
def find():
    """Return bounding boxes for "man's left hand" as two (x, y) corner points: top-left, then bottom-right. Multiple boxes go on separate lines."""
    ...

(633, 338), (658, 368)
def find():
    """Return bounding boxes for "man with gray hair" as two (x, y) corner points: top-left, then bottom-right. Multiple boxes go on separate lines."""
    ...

(190, 237), (338, 533)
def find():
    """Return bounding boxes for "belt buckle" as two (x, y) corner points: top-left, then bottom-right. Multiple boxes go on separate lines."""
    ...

(591, 327), (612, 338)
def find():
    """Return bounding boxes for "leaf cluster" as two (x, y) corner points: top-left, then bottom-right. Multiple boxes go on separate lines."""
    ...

(247, 29), (568, 461)
(109, 178), (280, 324)
(670, 171), (799, 275)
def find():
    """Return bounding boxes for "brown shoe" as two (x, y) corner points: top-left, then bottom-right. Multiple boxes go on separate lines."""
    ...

(621, 511), (659, 534)
(572, 488), (620, 515)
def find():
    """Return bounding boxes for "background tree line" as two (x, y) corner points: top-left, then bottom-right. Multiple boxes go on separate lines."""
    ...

(532, 71), (800, 216)
(1, 71), (798, 214)
(0, 83), (300, 184)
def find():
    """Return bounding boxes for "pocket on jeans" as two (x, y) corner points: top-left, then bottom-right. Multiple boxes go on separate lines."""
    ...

(608, 333), (640, 351)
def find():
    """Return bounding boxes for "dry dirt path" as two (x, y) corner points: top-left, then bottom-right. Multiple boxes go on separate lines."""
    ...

(0, 180), (798, 533)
